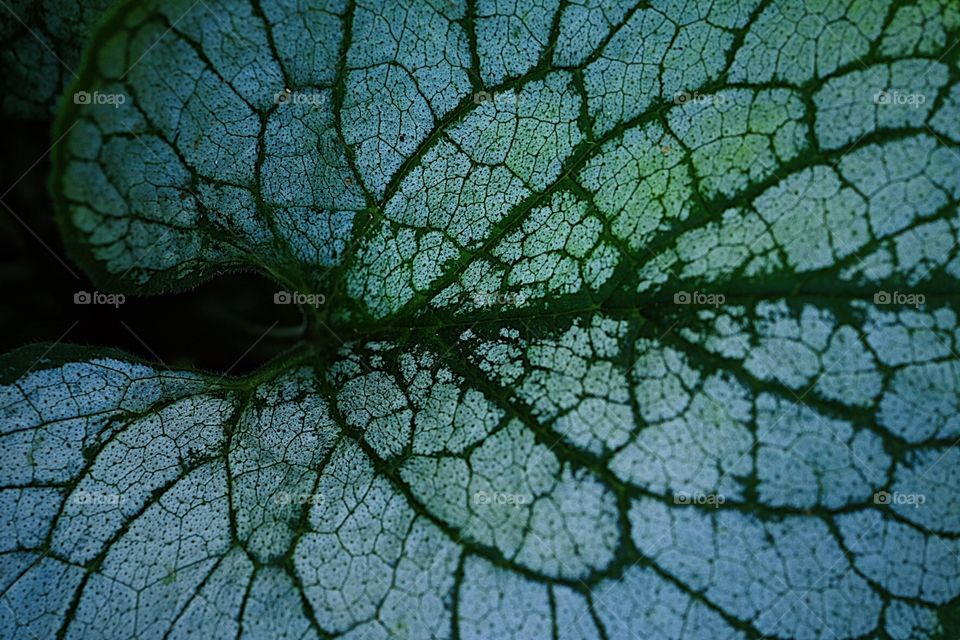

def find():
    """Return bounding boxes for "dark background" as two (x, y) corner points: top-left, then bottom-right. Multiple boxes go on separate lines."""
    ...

(0, 116), (301, 375)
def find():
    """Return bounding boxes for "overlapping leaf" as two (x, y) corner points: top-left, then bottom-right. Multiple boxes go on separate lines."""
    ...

(1, 0), (113, 117)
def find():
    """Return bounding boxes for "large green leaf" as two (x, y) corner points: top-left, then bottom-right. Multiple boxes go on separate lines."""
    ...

(4, 0), (960, 638)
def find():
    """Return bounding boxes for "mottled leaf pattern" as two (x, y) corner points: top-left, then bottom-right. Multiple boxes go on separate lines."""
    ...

(3, 0), (960, 638)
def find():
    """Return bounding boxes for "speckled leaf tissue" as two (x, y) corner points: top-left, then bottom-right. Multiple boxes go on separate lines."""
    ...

(2, 0), (960, 638)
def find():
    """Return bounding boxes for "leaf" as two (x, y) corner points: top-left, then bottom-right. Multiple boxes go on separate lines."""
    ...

(3, 303), (960, 639)
(0, 0), (113, 118)
(7, 0), (960, 638)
